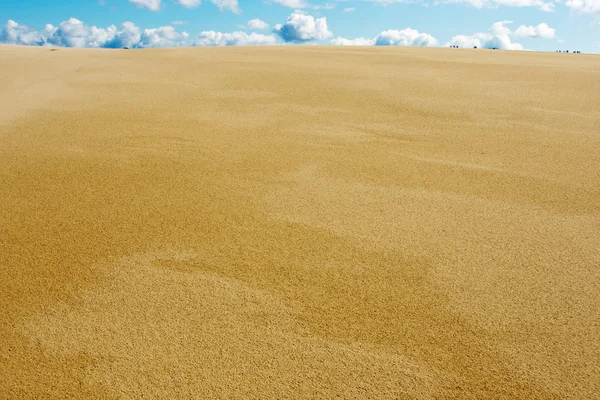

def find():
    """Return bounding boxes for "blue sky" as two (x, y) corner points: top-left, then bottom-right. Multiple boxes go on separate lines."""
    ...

(1, 0), (598, 52)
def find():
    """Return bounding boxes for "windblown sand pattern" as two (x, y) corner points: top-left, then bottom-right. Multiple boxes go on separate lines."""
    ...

(0, 45), (599, 399)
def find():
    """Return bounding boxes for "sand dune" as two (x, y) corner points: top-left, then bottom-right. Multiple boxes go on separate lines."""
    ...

(0, 45), (599, 399)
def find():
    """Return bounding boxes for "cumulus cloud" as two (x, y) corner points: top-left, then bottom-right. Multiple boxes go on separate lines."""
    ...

(210, 0), (241, 13)
(0, 18), (126, 48)
(375, 29), (438, 46)
(331, 28), (437, 47)
(174, 0), (202, 7)
(1, 20), (51, 46)
(438, 0), (557, 12)
(104, 22), (142, 48)
(47, 18), (111, 47)
(513, 23), (555, 38)
(195, 31), (277, 45)
(446, 21), (556, 50)
(270, 0), (335, 9)
(247, 19), (269, 30)
(343, 7), (356, 12)
(312, 3), (336, 9)
(330, 36), (375, 45)
(271, 0), (309, 7)
(139, 26), (189, 47)
(1, 19), (187, 48)
(273, 11), (332, 43)
(359, 0), (421, 3)
(175, 0), (240, 12)
(565, 0), (600, 14)
(446, 21), (524, 50)
(539, 2), (555, 11)
(129, 0), (161, 11)
(369, 0), (559, 11)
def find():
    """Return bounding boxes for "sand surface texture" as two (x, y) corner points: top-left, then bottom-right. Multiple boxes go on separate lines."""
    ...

(1, 45), (599, 399)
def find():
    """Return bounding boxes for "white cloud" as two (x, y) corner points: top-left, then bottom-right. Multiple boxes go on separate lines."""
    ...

(49, 18), (109, 47)
(448, 33), (523, 50)
(210, 0), (240, 13)
(273, 11), (332, 43)
(175, 0), (240, 12)
(539, 2), (555, 11)
(446, 21), (524, 50)
(271, 0), (309, 7)
(0, 18), (149, 48)
(174, 0), (202, 7)
(447, 21), (556, 51)
(331, 28), (437, 47)
(129, 0), (161, 11)
(330, 36), (375, 45)
(247, 18), (269, 30)
(489, 20), (512, 36)
(513, 23), (555, 38)
(1, 20), (49, 46)
(565, 0), (600, 14)
(195, 31), (277, 45)
(279, 0), (594, 14)
(375, 28), (438, 46)
(438, 0), (558, 12)
(270, 0), (334, 8)
(2, 18), (278, 49)
(312, 3), (336, 9)
(357, 0), (417, 3)
(343, 7), (356, 12)
(139, 26), (189, 47)
(106, 22), (142, 48)
(489, 0), (546, 6)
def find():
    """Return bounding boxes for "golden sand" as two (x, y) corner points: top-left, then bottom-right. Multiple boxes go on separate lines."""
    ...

(0, 45), (599, 399)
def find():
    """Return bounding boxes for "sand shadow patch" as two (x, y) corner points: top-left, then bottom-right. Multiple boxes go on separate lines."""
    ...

(21, 250), (434, 398)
